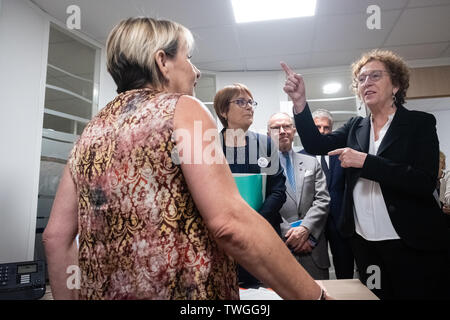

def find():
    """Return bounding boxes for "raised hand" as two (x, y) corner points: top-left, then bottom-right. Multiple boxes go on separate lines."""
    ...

(281, 61), (307, 113)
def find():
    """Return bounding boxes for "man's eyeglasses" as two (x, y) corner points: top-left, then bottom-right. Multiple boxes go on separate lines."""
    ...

(356, 70), (390, 85)
(269, 124), (294, 132)
(230, 99), (258, 109)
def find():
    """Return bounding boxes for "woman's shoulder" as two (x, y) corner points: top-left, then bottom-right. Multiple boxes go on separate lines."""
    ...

(173, 95), (217, 132)
(347, 115), (365, 125)
(175, 94), (204, 106)
(174, 95), (212, 118)
(400, 104), (436, 125)
(98, 89), (182, 115)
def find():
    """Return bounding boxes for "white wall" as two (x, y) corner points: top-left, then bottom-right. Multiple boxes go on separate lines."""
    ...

(430, 110), (450, 169)
(98, 48), (117, 110)
(0, 0), (49, 263)
(0, 0), (115, 264)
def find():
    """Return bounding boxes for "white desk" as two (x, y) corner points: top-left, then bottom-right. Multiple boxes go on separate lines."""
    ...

(316, 279), (379, 300)
(239, 279), (378, 300)
(43, 279), (378, 300)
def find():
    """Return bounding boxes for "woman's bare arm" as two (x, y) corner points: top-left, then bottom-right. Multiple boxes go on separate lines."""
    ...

(43, 166), (79, 299)
(174, 95), (325, 300)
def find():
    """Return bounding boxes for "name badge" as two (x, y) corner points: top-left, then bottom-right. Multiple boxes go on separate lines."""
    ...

(257, 157), (269, 168)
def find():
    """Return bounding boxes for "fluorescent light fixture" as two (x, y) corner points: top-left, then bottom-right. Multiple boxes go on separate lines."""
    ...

(231, 0), (316, 23)
(323, 82), (342, 95)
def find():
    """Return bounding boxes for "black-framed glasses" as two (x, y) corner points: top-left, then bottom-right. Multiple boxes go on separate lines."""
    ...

(269, 124), (294, 132)
(356, 70), (390, 85)
(230, 98), (258, 109)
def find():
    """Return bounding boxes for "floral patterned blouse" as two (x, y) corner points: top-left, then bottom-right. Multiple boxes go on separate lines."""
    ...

(68, 88), (239, 300)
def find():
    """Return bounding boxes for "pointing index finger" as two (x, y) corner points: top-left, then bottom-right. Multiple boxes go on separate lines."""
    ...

(328, 148), (345, 156)
(281, 61), (294, 76)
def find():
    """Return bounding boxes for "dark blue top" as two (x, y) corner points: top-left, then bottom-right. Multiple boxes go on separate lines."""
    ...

(220, 129), (286, 236)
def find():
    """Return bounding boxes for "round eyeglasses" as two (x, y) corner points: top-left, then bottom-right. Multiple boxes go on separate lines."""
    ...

(356, 70), (390, 85)
(230, 98), (258, 109)
(269, 124), (294, 132)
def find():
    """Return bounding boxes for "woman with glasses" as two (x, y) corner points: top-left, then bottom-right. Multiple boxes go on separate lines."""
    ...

(213, 83), (288, 288)
(281, 50), (450, 299)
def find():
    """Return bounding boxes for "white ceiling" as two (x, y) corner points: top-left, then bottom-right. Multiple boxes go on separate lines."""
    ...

(31, 0), (450, 115)
(31, 0), (450, 71)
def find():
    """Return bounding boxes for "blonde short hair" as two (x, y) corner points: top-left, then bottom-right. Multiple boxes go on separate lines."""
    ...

(351, 49), (410, 105)
(214, 83), (253, 128)
(107, 17), (194, 93)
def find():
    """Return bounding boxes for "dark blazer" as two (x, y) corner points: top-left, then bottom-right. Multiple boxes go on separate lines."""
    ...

(300, 151), (345, 225)
(220, 130), (286, 235)
(294, 103), (449, 251)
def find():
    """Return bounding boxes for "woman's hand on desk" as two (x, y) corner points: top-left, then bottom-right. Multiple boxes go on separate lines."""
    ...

(316, 281), (335, 300)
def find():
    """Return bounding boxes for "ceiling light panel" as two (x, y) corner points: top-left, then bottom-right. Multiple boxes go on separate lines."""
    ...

(323, 83), (342, 95)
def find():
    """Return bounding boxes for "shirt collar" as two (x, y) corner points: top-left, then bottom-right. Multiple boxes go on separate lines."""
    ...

(281, 149), (293, 157)
(370, 110), (395, 122)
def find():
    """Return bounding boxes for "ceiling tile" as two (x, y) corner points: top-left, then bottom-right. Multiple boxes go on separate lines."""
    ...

(383, 43), (449, 60)
(195, 59), (246, 72)
(385, 6), (450, 46)
(82, 1), (142, 40)
(190, 26), (240, 63)
(313, 10), (401, 52)
(33, 0), (142, 41)
(245, 54), (311, 71)
(316, 0), (408, 15)
(31, 0), (450, 74)
(407, 0), (450, 8)
(32, 0), (236, 41)
(310, 49), (366, 68)
(136, 0), (235, 29)
(237, 18), (315, 56)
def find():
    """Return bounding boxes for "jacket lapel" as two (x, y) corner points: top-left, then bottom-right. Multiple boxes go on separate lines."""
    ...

(377, 105), (408, 156)
(355, 117), (370, 152)
(293, 153), (305, 208)
(328, 155), (336, 186)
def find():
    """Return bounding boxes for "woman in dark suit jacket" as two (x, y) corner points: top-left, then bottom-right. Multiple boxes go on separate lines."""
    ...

(281, 50), (449, 299)
(214, 83), (286, 288)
